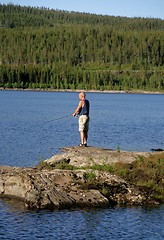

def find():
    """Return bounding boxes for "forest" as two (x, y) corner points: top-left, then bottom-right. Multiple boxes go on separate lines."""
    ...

(0, 4), (164, 91)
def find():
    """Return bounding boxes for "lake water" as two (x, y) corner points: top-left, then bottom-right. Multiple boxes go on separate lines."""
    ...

(0, 90), (164, 239)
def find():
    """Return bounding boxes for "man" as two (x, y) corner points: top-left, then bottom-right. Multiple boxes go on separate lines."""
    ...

(73, 92), (90, 147)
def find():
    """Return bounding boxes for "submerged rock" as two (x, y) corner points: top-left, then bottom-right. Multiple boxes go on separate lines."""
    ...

(151, 148), (164, 152)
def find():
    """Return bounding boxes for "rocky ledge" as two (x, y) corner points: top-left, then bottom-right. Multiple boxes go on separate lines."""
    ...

(0, 147), (163, 210)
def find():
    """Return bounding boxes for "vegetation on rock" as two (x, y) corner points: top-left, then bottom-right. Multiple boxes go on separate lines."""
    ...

(38, 152), (164, 205)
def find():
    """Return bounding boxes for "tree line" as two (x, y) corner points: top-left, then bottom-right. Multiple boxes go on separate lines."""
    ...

(0, 4), (164, 91)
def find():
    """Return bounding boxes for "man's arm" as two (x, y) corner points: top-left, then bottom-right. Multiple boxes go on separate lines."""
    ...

(73, 101), (82, 116)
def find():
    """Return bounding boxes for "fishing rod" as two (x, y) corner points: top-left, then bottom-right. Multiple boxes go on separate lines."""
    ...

(45, 114), (73, 123)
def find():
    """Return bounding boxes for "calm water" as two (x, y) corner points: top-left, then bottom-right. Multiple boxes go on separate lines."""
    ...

(0, 90), (164, 239)
(0, 90), (164, 167)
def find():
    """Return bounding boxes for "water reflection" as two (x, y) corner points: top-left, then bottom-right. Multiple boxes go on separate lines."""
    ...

(0, 200), (163, 240)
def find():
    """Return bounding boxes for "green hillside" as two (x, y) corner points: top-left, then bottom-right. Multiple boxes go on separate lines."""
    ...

(0, 4), (164, 91)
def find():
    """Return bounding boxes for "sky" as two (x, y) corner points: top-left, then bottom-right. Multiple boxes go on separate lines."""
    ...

(0, 0), (164, 19)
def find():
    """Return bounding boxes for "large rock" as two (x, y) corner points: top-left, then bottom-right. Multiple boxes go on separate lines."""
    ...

(2, 146), (160, 210)
(0, 166), (109, 209)
(46, 146), (150, 167)
(0, 166), (145, 210)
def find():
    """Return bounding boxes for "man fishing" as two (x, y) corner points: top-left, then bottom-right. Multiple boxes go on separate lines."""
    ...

(73, 92), (90, 147)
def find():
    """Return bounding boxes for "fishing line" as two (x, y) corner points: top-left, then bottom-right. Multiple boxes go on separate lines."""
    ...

(43, 114), (73, 123)
(6, 114), (74, 134)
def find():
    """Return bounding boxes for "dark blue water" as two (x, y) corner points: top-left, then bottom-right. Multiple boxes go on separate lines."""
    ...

(0, 90), (164, 240)
(0, 90), (164, 167)
(0, 200), (164, 240)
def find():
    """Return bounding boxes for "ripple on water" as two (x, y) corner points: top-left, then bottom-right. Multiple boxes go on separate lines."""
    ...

(0, 91), (164, 240)
(0, 200), (164, 240)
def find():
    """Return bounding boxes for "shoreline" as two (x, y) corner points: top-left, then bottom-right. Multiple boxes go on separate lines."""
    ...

(0, 87), (163, 95)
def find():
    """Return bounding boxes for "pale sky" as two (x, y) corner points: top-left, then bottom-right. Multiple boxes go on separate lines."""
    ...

(0, 0), (164, 19)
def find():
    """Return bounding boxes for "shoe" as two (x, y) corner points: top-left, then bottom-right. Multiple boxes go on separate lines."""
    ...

(79, 143), (88, 147)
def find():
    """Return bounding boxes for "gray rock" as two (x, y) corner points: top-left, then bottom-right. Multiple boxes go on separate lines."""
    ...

(0, 147), (153, 210)
(45, 146), (150, 167)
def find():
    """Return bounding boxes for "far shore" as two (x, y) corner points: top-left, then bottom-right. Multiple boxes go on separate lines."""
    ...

(0, 87), (163, 95)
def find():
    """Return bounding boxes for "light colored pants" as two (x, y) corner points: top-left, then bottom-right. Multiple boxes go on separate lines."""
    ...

(79, 115), (90, 132)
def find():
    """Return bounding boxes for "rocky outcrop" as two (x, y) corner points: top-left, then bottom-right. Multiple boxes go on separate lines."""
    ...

(46, 146), (150, 167)
(0, 147), (154, 210)
(0, 167), (144, 210)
